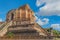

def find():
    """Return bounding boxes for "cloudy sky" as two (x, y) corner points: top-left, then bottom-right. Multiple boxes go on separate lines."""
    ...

(36, 0), (60, 31)
(0, 0), (60, 31)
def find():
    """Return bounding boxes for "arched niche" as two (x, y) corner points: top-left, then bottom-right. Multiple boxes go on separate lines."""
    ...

(6, 10), (16, 22)
(11, 13), (14, 20)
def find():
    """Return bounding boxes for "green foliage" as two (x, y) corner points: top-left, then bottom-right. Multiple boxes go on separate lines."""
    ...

(7, 32), (14, 38)
(47, 28), (53, 32)
(53, 30), (60, 36)
(46, 28), (60, 36)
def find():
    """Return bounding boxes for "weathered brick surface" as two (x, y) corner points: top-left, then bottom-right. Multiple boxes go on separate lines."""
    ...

(0, 39), (53, 40)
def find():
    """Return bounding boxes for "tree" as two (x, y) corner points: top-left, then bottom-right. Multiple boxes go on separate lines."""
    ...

(53, 30), (59, 36)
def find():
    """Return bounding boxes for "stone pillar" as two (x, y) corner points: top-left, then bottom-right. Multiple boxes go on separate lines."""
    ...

(26, 9), (28, 20)
(16, 9), (18, 20)
(20, 9), (22, 20)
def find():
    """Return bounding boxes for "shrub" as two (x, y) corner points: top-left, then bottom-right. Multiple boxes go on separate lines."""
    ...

(7, 32), (14, 38)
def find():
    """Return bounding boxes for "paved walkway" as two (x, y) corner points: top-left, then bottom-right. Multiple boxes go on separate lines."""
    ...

(0, 39), (53, 40)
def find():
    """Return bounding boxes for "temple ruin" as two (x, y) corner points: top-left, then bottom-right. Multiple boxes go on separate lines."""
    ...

(0, 4), (49, 39)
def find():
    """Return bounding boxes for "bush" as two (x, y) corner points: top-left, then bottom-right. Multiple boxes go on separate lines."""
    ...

(53, 30), (60, 36)
(7, 32), (14, 38)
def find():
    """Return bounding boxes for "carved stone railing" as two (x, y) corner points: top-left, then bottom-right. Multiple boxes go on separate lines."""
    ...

(0, 22), (6, 28)
(34, 23), (48, 36)
(0, 21), (12, 37)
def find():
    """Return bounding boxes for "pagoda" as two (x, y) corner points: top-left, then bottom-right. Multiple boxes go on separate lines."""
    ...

(0, 4), (48, 38)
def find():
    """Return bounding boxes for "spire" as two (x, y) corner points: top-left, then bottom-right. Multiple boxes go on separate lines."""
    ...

(22, 4), (30, 8)
(18, 4), (30, 10)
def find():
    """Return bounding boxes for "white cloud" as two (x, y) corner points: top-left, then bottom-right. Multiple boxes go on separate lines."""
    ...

(36, 0), (45, 7)
(36, 0), (40, 6)
(51, 24), (60, 30)
(35, 16), (49, 25)
(36, 0), (60, 16)
(0, 18), (2, 22)
(43, 18), (49, 24)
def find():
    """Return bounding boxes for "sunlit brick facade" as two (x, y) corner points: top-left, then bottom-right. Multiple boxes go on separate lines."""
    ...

(6, 4), (48, 37)
(6, 4), (35, 26)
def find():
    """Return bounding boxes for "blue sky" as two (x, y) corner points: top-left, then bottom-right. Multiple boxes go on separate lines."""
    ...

(0, 0), (60, 31)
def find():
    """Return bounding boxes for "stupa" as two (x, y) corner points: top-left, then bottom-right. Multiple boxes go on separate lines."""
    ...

(0, 4), (48, 39)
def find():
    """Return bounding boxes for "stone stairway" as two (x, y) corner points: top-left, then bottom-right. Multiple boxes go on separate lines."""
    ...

(0, 21), (12, 37)
(34, 23), (48, 36)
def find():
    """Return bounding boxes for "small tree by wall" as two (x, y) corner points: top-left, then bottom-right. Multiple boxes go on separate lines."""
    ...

(7, 32), (14, 38)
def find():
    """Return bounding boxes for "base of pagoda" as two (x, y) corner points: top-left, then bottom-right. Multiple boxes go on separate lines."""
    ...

(0, 35), (53, 39)
(3, 32), (53, 39)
